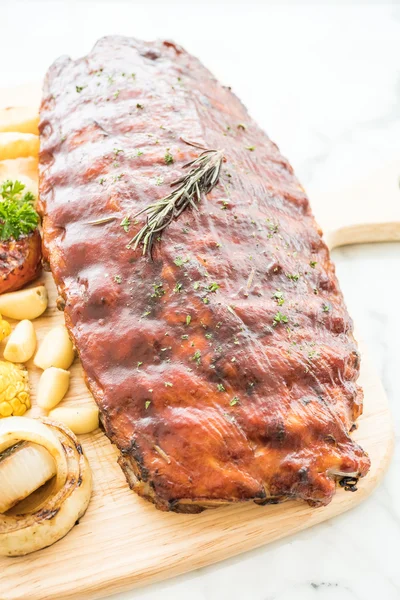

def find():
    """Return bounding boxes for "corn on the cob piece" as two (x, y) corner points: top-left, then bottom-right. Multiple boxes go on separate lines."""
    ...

(0, 361), (30, 418)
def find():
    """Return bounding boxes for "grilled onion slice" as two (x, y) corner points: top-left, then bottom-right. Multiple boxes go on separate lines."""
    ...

(0, 442), (56, 513)
(0, 417), (92, 557)
(0, 417), (67, 492)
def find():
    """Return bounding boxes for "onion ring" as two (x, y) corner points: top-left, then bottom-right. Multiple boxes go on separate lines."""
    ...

(0, 416), (92, 556)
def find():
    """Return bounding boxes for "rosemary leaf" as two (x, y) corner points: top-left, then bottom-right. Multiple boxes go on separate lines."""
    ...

(87, 216), (118, 225)
(129, 141), (224, 256)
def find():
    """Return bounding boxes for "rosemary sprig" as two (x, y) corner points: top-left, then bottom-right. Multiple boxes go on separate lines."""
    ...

(128, 141), (224, 255)
(87, 216), (117, 225)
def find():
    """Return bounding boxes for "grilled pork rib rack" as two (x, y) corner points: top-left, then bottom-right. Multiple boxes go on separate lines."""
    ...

(39, 36), (370, 512)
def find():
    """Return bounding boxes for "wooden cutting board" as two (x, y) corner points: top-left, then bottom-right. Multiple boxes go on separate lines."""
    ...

(0, 84), (398, 600)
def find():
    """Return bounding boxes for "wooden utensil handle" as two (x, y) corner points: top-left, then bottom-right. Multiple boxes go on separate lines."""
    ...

(309, 161), (400, 250)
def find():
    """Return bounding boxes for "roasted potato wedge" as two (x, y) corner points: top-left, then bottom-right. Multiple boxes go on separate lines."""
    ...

(0, 107), (39, 135)
(0, 229), (42, 294)
(0, 157), (38, 185)
(0, 133), (39, 160)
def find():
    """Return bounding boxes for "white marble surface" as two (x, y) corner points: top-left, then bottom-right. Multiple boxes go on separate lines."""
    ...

(1, 2), (400, 599)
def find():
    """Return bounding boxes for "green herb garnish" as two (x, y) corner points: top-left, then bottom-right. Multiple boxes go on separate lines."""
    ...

(230, 396), (240, 406)
(129, 142), (223, 255)
(273, 290), (284, 305)
(286, 273), (300, 282)
(267, 222), (279, 233)
(193, 350), (201, 364)
(151, 283), (165, 298)
(120, 216), (130, 232)
(1, 180), (34, 204)
(273, 311), (288, 326)
(164, 151), (174, 165)
(0, 180), (38, 241)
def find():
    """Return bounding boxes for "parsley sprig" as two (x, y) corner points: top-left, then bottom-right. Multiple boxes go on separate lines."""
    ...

(0, 180), (39, 241)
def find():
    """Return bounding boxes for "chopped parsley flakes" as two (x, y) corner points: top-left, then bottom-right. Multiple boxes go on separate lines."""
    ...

(273, 290), (284, 305)
(164, 151), (174, 165)
(273, 311), (288, 326)
(174, 283), (183, 293)
(193, 350), (201, 364)
(174, 256), (188, 267)
(120, 216), (130, 232)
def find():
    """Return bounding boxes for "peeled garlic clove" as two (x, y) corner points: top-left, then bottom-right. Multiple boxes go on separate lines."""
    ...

(34, 325), (75, 370)
(4, 320), (36, 363)
(37, 367), (70, 411)
(48, 406), (99, 435)
(0, 286), (47, 320)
